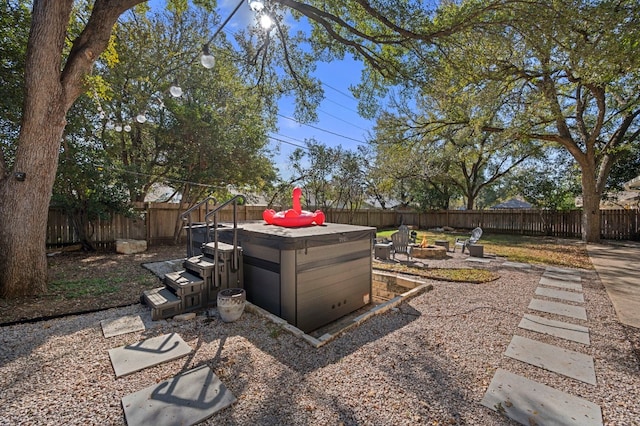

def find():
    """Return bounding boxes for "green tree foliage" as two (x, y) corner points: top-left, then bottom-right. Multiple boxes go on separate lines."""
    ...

(283, 140), (367, 218)
(510, 153), (580, 211)
(0, 0), (30, 167)
(605, 143), (640, 194)
(53, 95), (132, 251)
(427, 0), (640, 240)
(93, 8), (277, 207)
(367, 104), (451, 210)
(372, 90), (544, 210)
(356, 0), (640, 241)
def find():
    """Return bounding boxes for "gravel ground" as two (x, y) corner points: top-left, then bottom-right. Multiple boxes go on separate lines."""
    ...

(1, 253), (639, 425)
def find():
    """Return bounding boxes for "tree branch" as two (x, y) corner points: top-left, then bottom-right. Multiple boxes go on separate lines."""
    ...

(61, 0), (145, 109)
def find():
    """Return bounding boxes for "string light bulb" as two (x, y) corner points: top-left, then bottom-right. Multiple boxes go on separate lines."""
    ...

(248, 0), (264, 12)
(169, 80), (183, 98)
(259, 14), (273, 29)
(200, 44), (215, 69)
(136, 113), (147, 123)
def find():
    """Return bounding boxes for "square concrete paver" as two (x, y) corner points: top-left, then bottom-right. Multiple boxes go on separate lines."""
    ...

(545, 266), (580, 275)
(543, 270), (582, 282)
(502, 261), (531, 269)
(529, 298), (587, 320)
(505, 335), (596, 385)
(535, 286), (585, 303)
(122, 364), (236, 426)
(109, 333), (192, 377)
(101, 315), (145, 338)
(539, 276), (583, 291)
(519, 314), (590, 345)
(465, 257), (490, 263)
(481, 368), (603, 426)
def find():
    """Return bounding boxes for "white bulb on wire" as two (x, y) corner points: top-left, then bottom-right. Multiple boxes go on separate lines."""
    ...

(260, 14), (273, 29)
(169, 83), (183, 98)
(136, 113), (147, 123)
(200, 44), (215, 69)
(124, 124), (132, 132)
(248, 0), (264, 12)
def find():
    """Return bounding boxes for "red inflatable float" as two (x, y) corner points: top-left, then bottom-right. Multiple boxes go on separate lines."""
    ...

(263, 187), (325, 227)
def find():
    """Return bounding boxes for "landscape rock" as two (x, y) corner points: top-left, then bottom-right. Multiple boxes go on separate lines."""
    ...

(115, 239), (147, 254)
(173, 312), (196, 321)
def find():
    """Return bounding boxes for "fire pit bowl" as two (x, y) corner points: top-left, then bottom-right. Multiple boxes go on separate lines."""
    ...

(411, 245), (448, 259)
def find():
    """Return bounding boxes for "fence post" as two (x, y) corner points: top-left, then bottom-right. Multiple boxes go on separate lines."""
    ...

(145, 202), (152, 246)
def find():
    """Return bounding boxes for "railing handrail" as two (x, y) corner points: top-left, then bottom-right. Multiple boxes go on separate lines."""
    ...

(203, 195), (246, 223)
(180, 196), (217, 220)
(181, 196), (217, 257)
(204, 195), (246, 278)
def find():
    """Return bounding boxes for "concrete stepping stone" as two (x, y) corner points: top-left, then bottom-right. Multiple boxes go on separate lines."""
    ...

(543, 271), (581, 282)
(109, 333), (192, 377)
(529, 299), (587, 320)
(545, 266), (580, 275)
(539, 276), (583, 292)
(101, 315), (145, 338)
(122, 364), (236, 426)
(465, 257), (490, 263)
(502, 261), (531, 269)
(481, 368), (603, 426)
(505, 335), (596, 385)
(535, 286), (585, 303)
(519, 314), (590, 345)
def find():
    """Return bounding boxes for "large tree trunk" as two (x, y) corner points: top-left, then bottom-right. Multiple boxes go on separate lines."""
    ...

(0, 113), (67, 297)
(581, 167), (602, 243)
(0, 0), (140, 298)
(465, 197), (474, 210)
(0, 1), (72, 298)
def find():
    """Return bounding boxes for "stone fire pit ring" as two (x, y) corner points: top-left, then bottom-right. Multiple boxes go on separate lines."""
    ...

(411, 245), (449, 259)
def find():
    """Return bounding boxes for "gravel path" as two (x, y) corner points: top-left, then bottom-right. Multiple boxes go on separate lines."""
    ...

(1, 255), (639, 425)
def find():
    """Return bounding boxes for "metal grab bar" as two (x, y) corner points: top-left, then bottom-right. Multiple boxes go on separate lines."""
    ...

(204, 195), (245, 279)
(180, 196), (217, 257)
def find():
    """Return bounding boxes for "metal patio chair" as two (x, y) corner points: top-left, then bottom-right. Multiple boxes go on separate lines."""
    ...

(454, 227), (483, 253)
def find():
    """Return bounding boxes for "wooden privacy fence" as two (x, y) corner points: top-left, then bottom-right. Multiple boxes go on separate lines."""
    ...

(46, 203), (640, 248)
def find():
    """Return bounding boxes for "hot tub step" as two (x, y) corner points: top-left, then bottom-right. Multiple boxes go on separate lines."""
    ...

(164, 270), (204, 296)
(183, 255), (215, 279)
(164, 270), (205, 312)
(142, 287), (182, 320)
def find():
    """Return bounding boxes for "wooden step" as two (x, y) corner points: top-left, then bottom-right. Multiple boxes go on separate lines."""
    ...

(201, 241), (236, 259)
(142, 287), (182, 320)
(164, 270), (204, 296)
(164, 270), (205, 312)
(183, 255), (215, 280)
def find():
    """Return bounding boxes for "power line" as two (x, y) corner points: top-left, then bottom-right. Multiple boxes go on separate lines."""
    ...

(271, 132), (307, 145)
(322, 82), (356, 100)
(323, 98), (361, 115)
(268, 134), (308, 150)
(317, 107), (369, 131)
(276, 113), (368, 145)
